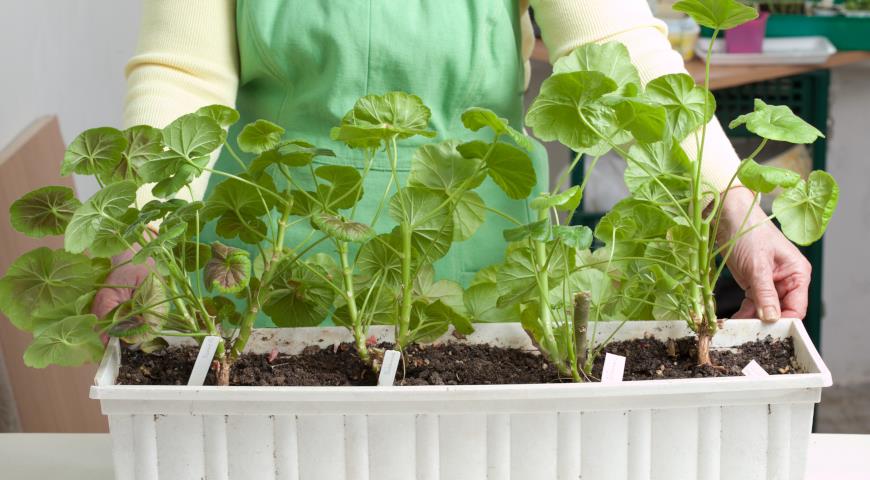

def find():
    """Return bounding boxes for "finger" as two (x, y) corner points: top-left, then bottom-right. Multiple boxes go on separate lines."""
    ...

(778, 275), (809, 320)
(733, 297), (756, 319)
(747, 264), (781, 322)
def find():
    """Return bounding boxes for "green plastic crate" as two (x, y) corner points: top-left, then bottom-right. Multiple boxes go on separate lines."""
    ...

(702, 14), (870, 51)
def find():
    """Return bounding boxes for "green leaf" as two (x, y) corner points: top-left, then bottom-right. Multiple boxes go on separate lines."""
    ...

(672, 0), (758, 30)
(624, 141), (692, 193)
(552, 225), (593, 250)
(61, 127), (127, 177)
(409, 300), (472, 343)
(552, 42), (641, 97)
(413, 266), (466, 315)
(495, 247), (540, 307)
(612, 98), (667, 144)
(565, 268), (613, 307)
(529, 186), (582, 212)
(333, 287), (396, 328)
(108, 274), (167, 344)
(65, 181), (137, 256)
(525, 71), (619, 151)
(460, 107), (533, 150)
(173, 241), (211, 271)
(357, 232), (404, 287)
(237, 119), (285, 154)
(23, 314), (103, 368)
(409, 140), (485, 193)
(311, 212), (375, 243)
(195, 104), (240, 128)
(451, 191), (486, 241)
(203, 174), (277, 242)
(162, 113), (226, 161)
(0, 248), (101, 331)
(10, 186), (80, 237)
(331, 92), (435, 149)
(204, 242), (251, 293)
(389, 188), (454, 263)
(100, 125), (164, 185)
(738, 158), (801, 194)
(249, 140), (335, 175)
(315, 165), (363, 210)
(264, 260), (334, 327)
(645, 74), (715, 141)
(458, 141), (536, 200)
(464, 282), (521, 323)
(409, 141), (487, 240)
(772, 171), (839, 246)
(595, 198), (674, 243)
(503, 219), (549, 242)
(729, 99), (825, 144)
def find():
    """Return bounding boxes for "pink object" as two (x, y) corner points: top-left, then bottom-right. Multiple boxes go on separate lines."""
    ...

(725, 11), (769, 54)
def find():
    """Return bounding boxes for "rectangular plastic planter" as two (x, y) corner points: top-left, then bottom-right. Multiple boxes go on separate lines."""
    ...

(91, 318), (831, 480)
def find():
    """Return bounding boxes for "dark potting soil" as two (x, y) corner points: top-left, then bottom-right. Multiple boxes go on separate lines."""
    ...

(116, 335), (798, 386)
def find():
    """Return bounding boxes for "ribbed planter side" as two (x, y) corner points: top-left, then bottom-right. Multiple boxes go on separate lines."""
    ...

(92, 319), (830, 480)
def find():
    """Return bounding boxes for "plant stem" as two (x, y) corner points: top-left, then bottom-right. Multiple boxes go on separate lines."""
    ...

(531, 209), (567, 376)
(573, 292), (591, 378)
(338, 240), (369, 364)
(397, 220), (414, 349)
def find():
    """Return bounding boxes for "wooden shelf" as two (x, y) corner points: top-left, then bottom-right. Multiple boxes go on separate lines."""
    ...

(532, 39), (870, 90)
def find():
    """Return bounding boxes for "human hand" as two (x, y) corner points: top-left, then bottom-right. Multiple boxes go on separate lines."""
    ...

(718, 187), (812, 322)
(91, 228), (157, 320)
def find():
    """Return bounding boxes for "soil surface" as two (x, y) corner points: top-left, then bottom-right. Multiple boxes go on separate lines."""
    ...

(116, 335), (798, 386)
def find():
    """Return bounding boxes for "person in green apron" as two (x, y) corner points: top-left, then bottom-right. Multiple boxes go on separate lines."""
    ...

(94, 0), (813, 331)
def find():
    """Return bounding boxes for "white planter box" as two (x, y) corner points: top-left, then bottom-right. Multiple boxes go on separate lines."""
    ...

(91, 319), (831, 480)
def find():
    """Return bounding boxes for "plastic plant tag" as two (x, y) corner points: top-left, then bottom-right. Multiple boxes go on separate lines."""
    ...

(741, 359), (770, 377)
(377, 350), (402, 386)
(187, 336), (221, 386)
(601, 353), (626, 383)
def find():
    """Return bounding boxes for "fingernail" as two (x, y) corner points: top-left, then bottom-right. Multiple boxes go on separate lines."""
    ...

(761, 306), (779, 322)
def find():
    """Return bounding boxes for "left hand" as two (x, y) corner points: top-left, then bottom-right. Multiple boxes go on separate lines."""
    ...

(717, 187), (812, 322)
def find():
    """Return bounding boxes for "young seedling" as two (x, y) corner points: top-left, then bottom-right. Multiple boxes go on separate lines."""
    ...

(516, 0), (839, 372)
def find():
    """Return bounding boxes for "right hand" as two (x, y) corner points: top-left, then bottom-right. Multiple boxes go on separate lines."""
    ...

(91, 248), (154, 319)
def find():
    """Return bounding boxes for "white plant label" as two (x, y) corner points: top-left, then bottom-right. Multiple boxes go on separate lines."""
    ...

(601, 353), (626, 383)
(377, 350), (402, 386)
(741, 359), (769, 377)
(188, 336), (221, 386)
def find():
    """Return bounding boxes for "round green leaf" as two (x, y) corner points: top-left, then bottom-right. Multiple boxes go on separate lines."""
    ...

(458, 141), (536, 200)
(10, 186), (80, 237)
(464, 282), (521, 323)
(553, 42), (641, 97)
(645, 74), (716, 142)
(61, 127), (127, 176)
(23, 314), (103, 368)
(552, 225), (593, 250)
(460, 107), (533, 150)
(525, 71), (619, 151)
(195, 104), (240, 128)
(530, 186), (582, 212)
(358, 232), (404, 287)
(249, 140), (335, 175)
(330, 92), (435, 148)
(624, 141), (692, 193)
(389, 188), (454, 264)
(162, 113), (225, 161)
(311, 212), (375, 243)
(729, 99), (824, 144)
(738, 158), (801, 194)
(409, 140), (486, 193)
(503, 219), (549, 242)
(204, 242), (251, 293)
(315, 165), (363, 210)
(0, 248), (101, 332)
(237, 119), (285, 154)
(772, 171), (839, 246)
(451, 191), (486, 241)
(612, 98), (667, 144)
(672, 0), (758, 30)
(64, 181), (138, 256)
(264, 260), (335, 327)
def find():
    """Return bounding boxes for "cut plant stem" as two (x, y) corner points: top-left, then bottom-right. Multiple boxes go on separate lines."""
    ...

(573, 291), (591, 372)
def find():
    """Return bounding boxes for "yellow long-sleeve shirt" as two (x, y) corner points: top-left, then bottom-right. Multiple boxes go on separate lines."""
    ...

(124, 0), (740, 204)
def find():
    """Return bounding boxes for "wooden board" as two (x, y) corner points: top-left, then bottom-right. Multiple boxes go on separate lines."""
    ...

(0, 116), (107, 433)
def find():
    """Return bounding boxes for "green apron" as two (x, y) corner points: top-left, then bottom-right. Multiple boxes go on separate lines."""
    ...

(203, 0), (548, 326)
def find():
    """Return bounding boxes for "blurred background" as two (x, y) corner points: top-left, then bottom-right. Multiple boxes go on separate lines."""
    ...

(0, 1), (868, 434)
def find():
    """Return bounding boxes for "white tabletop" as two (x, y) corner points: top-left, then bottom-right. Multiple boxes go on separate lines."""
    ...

(0, 433), (867, 479)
